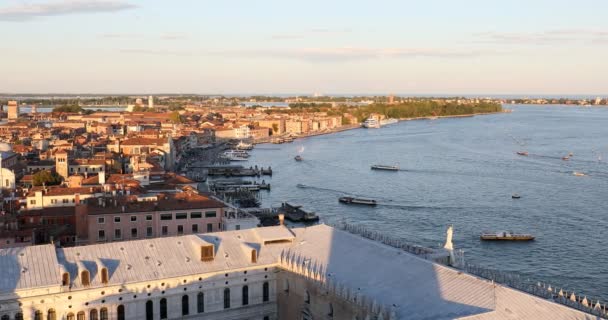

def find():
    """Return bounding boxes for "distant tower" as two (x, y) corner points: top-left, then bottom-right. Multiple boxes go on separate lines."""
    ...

(7, 101), (19, 121)
(148, 96), (154, 109)
(135, 98), (143, 106)
(388, 95), (395, 104)
(55, 149), (70, 180)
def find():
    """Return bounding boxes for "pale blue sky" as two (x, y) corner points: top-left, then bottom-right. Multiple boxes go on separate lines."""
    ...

(1, 0), (607, 95)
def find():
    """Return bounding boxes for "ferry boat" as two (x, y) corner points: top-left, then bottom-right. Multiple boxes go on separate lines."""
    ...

(516, 151), (528, 156)
(236, 141), (253, 150)
(362, 117), (381, 128)
(338, 196), (377, 206)
(371, 164), (399, 171)
(223, 150), (250, 158)
(480, 231), (535, 241)
(294, 155), (302, 161)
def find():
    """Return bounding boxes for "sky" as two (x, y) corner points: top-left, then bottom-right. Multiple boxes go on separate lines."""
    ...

(1, 0), (608, 95)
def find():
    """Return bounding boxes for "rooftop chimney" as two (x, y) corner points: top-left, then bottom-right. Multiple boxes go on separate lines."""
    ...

(279, 214), (285, 226)
(74, 193), (80, 205)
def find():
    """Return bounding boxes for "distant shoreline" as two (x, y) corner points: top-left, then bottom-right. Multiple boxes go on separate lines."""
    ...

(258, 110), (507, 144)
(398, 109), (509, 122)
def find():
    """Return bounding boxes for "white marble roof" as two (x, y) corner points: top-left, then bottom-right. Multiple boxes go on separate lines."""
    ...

(0, 225), (603, 320)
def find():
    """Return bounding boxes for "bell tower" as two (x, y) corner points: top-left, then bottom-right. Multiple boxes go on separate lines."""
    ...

(55, 149), (70, 179)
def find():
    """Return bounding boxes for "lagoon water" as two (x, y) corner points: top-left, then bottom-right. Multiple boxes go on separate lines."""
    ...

(243, 104), (608, 301)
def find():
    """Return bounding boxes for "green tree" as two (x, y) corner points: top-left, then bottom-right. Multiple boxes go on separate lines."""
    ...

(33, 170), (62, 186)
(169, 111), (182, 123)
(52, 105), (84, 113)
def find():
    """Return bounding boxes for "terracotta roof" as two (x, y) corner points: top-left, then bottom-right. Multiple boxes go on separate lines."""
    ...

(120, 137), (167, 146)
(82, 191), (225, 215)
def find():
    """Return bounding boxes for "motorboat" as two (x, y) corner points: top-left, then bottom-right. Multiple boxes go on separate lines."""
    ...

(562, 156), (570, 161)
(294, 155), (303, 161)
(480, 231), (535, 241)
(362, 117), (381, 128)
(516, 151), (528, 156)
(236, 141), (253, 150)
(371, 164), (399, 171)
(512, 193), (521, 199)
(223, 150), (250, 158)
(338, 196), (377, 206)
(573, 171), (586, 177)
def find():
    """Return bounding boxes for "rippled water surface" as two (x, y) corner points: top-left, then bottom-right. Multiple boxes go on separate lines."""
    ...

(241, 105), (608, 301)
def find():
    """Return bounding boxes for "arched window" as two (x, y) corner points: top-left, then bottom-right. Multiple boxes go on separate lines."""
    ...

(251, 249), (257, 263)
(100, 307), (108, 320)
(62, 272), (70, 286)
(15, 313), (23, 320)
(77, 311), (85, 320)
(197, 292), (205, 313)
(146, 300), (153, 320)
(305, 290), (310, 304)
(34, 311), (42, 320)
(223, 288), (231, 309)
(284, 279), (289, 293)
(81, 270), (90, 286)
(263, 282), (269, 302)
(48, 308), (57, 320)
(182, 295), (189, 316)
(67, 312), (75, 320)
(242, 285), (249, 306)
(117, 305), (125, 320)
(160, 298), (167, 319)
(100, 268), (109, 284)
(89, 309), (98, 320)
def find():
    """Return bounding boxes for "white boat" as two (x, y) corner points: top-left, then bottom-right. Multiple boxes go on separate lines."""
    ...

(221, 154), (248, 161)
(236, 141), (253, 150)
(573, 171), (586, 177)
(362, 117), (381, 128)
(223, 150), (250, 158)
(480, 231), (535, 241)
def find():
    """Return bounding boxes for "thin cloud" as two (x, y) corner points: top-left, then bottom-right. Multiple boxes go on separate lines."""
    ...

(0, 0), (137, 21)
(120, 47), (499, 62)
(474, 29), (608, 45)
(99, 33), (143, 39)
(271, 28), (353, 40)
(160, 33), (188, 40)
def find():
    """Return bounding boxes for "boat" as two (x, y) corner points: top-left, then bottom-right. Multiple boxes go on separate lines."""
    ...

(223, 150), (250, 158)
(294, 155), (302, 161)
(221, 154), (248, 161)
(512, 193), (521, 199)
(516, 151), (528, 156)
(338, 196), (377, 206)
(236, 141), (253, 150)
(573, 171), (586, 177)
(371, 164), (399, 171)
(362, 117), (381, 129)
(562, 156), (570, 161)
(480, 231), (535, 241)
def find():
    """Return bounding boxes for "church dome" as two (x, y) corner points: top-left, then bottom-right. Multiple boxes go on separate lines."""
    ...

(0, 142), (11, 153)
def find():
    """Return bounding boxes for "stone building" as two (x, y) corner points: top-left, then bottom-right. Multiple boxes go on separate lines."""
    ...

(0, 224), (603, 320)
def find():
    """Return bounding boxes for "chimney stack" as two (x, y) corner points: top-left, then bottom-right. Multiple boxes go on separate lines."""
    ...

(74, 193), (80, 205)
(279, 214), (285, 226)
